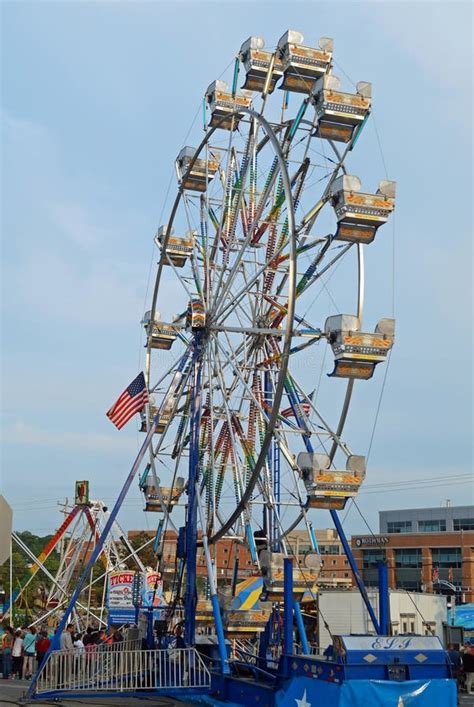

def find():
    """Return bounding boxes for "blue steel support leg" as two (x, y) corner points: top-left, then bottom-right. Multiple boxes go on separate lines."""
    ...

(282, 379), (382, 634)
(283, 558), (294, 671)
(27, 415), (160, 699)
(330, 509), (381, 634)
(293, 601), (310, 655)
(184, 337), (203, 647)
(378, 561), (390, 635)
(146, 606), (155, 648)
(195, 482), (230, 674)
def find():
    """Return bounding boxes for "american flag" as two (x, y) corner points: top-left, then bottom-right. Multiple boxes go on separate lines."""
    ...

(106, 372), (149, 430)
(281, 402), (311, 418)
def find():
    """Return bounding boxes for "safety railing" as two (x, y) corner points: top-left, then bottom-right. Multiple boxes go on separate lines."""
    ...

(34, 647), (211, 695)
(91, 638), (143, 653)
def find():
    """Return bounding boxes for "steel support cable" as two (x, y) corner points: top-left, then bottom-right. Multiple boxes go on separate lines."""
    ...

(350, 498), (436, 636)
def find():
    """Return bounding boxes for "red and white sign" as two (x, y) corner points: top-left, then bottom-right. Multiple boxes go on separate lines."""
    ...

(108, 571), (135, 609)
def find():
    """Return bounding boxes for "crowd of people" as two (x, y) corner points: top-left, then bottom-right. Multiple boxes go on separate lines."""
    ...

(0, 622), (125, 680)
(2, 621), (474, 691)
(447, 641), (474, 695)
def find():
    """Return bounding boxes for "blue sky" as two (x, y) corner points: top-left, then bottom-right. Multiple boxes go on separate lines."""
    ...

(1, 1), (472, 537)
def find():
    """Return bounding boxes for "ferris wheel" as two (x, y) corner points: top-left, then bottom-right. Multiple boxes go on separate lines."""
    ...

(140, 29), (396, 604)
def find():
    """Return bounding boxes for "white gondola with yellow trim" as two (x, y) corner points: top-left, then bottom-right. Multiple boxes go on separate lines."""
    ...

(239, 36), (284, 94)
(311, 75), (371, 143)
(298, 452), (366, 510)
(205, 80), (252, 130)
(330, 175), (396, 244)
(155, 225), (194, 268)
(277, 30), (333, 94)
(176, 146), (220, 193)
(325, 314), (395, 380)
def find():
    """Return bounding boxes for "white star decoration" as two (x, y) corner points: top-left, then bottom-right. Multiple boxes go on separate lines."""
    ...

(295, 689), (312, 707)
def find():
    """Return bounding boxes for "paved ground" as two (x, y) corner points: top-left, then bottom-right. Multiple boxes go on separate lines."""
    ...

(0, 680), (192, 707)
(2, 679), (474, 706)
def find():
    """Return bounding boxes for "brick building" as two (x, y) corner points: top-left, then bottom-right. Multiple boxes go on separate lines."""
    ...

(351, 505), (474, 602)
(129, 527), (352, 589)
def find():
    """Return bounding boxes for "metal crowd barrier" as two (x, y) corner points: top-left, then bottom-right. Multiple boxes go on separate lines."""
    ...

(34, 646), (211, 695)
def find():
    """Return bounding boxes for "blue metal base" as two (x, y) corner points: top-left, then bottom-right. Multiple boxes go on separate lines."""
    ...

(28, 675), (457, 707)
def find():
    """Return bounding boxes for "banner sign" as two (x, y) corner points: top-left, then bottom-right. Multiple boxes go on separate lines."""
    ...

(142, 571), (164, 607)
(75, 481), (89, 506)
(108, 571), (135, 610)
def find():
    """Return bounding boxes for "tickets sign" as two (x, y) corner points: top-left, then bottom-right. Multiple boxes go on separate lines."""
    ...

(107, 571), (164, 611)
(108, 571), (135, 609)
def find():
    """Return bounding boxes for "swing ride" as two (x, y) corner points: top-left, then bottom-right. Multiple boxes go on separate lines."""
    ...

(4, 487), (144, 630)
(26, 28), (455, 706)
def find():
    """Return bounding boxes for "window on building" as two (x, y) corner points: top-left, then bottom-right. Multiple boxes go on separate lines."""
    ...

(394, 549), (422, 568)
(424, 621), (436, 636)
(431, 547), (462, 568)
(396, 579), (422, 591)
(344, 572), (350, 578)
(332, 559), (337, 566)
(223, 548), (228, 553)
(321, 559), (325, 566)
(400, 614), (416, 634)
(387, 520), (412, 533)
(344, 560), (349, 566)
(362, 549), (386, 568)
(299, 543), (312, 554)
(453, 518), (474, 531)
(332, 573), (337, 578)
(320, 545), (340, 555)
(418, 519), (446, 532)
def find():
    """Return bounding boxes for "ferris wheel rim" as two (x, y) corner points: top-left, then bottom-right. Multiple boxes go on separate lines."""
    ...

(144, 107), (299, 543)
(143, 92), (377, 546)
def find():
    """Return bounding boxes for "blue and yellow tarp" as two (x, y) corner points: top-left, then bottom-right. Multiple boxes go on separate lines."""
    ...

(231, 575), (317, 610)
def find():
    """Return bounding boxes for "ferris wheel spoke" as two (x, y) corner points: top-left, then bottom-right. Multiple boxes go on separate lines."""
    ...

(210, 344), (261, 550)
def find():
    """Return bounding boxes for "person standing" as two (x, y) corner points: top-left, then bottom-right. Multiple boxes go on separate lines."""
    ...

(36, 631), (51, 670)
(23, 627), (37, 679)
(59, 623), (74, 652)
(73, 633), (85, 654)
(462, 642), (474, 694)
(2, 627), (14, 679)
(12, 629), (24, 680)
(111, 625), (124, 643)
